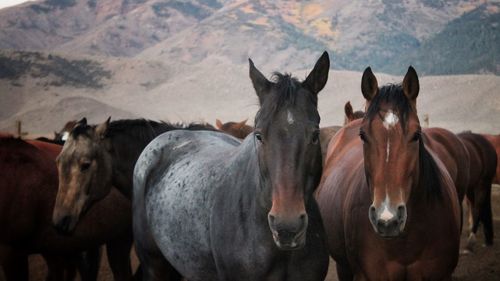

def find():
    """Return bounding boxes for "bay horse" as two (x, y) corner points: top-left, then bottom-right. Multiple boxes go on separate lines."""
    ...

(133, 52), (331, 281)
(344, 101), (365, 125)
(482, 134), (500, 184)
(215, 118), (254, 139)
(52, 118), (216, 234)
(458, 132), (497, 251)
(0, 135), (133, 281)
(319, 101), (365, 165)
(316, 67), (461, 281)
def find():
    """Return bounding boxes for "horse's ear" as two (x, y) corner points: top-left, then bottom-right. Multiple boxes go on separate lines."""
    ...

(249, 58), (271, 104)
(402, 66), (419, 100)
(303, 51), (330, 95)
(95, 117), (111, 139)
(77, 117), (87, 127)
(215, 119), (223, 129)
(344, 101), (354, 121)
(236, 119), (248, 129)
(361, 67), (378, 101)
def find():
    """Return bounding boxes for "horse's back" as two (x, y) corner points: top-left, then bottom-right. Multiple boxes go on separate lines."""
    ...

(134, 130), (241, 280)
(459, 132), (497, 185)
(482, 134), (500, 184)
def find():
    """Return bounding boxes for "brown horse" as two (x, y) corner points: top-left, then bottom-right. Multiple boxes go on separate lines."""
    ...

(458, 132), (497, 251)
(0, 135), (133, 281)
(316, 67), (460, 281)
(215, 118), (253, 139)
(422, 127), (470, 203)
(344, 101), (365, 125)
(482, 134), (500, 184)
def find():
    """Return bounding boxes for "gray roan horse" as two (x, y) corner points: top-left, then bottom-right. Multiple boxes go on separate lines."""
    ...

(133, 52), (331, 281)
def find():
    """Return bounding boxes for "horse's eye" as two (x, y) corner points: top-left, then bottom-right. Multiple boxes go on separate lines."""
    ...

(359, 131), (367, 142)
(311, 130), (320, 145)
(80, 162), (91, 171)
(411, 131), (421, 142)
(255, 132), (263, 143)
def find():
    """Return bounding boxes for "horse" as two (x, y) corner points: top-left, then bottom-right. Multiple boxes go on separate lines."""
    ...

(319, 102), (365, 165)
(344, 101), (365, 125)
(458, 132), (497, 252)
(482, 134), (500, 184)
(316, 67), (461, 281)
(215, 118), (254, 139)
(0, 135), (133, 281)
(52, 118), (216, 234)
(133, 51), (331, 281)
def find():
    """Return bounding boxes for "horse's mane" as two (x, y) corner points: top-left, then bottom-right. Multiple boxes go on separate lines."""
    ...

(105, 119), (216, 142)
(70, 119), (216, 143)
(254, 73), (318, 128)
(365, 84), (442, 200)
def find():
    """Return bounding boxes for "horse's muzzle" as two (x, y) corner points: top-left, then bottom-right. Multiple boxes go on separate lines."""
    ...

(53, 214), (76, 235)
(268, 213), (308, 250)
(369, 204), (407, 238)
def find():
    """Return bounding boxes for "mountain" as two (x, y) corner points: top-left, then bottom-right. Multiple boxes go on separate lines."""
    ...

(0, 0), (223, 56)
(0, 0), (498, 74)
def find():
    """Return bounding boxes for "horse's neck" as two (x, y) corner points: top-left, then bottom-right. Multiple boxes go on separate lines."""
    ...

(227, 136), (275, 222)
(109, 131), (160, 199)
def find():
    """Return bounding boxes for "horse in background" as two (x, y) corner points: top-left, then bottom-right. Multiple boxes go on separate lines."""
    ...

(316, 67), (460, 281)
(458, 132), (497, 252)
(343, 101), (365, 125)
(319, 101), (365, 164)
(133, 51), (331, 280)
(52, 118), (216, 235)
(482, 134), (500, 185)
(215, 118), (253, 139)
(0, 136), (132, 281)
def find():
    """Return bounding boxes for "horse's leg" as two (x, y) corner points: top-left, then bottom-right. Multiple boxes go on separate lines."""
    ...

(478, 183), (494, 246)
(134, 241), (182, 281)
(77, 248), (102, 281)
(43, 254), (77, 281)
(336, 261), (354, 281)
(464, 195), (478, 253)
(107, 234), (133, 281)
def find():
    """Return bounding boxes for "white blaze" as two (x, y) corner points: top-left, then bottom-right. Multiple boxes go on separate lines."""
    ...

(386, 140), (391, 163)
(379, 194), (394, 221)
(287, 110), (295, 125)
(383, 110), (399, 130)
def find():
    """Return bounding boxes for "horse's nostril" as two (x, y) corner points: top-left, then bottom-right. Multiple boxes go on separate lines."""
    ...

(397, 204), (407, 221)
(299, 214), (306, 222)
(268, 214), (276, 226)
(60, 215), (71, 230)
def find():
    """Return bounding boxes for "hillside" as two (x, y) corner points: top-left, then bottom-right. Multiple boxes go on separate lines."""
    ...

(0, 0), (498, 74)
(1, 51), (499, 135)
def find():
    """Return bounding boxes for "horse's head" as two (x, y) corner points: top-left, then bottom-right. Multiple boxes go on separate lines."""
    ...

(52, 117), (113, 234)
(359, 67), (421, 238)
(344, 101), (365, 125)
(250, 52), (329, 250)
(215, 118), (253, 139)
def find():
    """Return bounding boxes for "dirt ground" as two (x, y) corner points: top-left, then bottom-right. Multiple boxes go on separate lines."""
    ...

(29, 185), (500, 281)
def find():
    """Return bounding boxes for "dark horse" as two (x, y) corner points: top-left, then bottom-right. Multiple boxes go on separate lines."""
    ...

(52, 117), (216, 233)
(0, 135), (132, 281)
(458, 132), (497, 251)
(316, 67), (460, 281)
(133, 52), (331, 280)
(482, 134), (500, 185)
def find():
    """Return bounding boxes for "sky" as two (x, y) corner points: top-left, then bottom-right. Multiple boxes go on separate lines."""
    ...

(0, 0), (32, 9)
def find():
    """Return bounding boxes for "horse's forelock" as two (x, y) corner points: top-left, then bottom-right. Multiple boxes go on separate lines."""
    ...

(254, 72), (318, 129)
